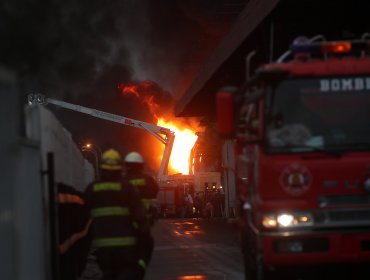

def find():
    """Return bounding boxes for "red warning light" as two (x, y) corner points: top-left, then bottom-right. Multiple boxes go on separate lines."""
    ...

(321, 41), (351, 54)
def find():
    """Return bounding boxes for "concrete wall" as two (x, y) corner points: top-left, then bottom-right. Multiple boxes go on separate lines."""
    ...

(0, 67), (46, 280)
(25, 103), (95, 280)
(0, 65), (94, 280)
(26, 105), (95, 191)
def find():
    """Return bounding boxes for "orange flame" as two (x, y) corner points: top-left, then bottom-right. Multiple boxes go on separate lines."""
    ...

(119, 81), (199, 174)
(157, 118), (198, 174)
(118, 81), (161, 118)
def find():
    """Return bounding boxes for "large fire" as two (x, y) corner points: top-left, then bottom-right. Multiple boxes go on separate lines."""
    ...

(118, 81), (199, 175)
(157, 118), (198, 174)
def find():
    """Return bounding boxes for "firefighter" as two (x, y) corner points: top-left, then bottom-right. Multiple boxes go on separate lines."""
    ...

(58, 182), (91, 280)
(123, 151), (159, 270)
(84, 149), (149, 280)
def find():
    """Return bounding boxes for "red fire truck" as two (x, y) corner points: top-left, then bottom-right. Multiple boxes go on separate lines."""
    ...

(216, 35), (370, 279)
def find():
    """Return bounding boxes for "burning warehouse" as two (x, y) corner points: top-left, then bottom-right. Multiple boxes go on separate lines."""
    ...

(116, 80), (224, 217)
(118, 80), (201, 175)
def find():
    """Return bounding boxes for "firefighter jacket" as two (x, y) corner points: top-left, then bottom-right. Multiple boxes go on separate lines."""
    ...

(125, 172), (159, 224)
(57, 183), (91, 280)
(84, 179), (148, 249)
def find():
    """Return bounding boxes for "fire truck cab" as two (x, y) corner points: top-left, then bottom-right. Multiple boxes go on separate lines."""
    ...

(217, 36), (370, 279)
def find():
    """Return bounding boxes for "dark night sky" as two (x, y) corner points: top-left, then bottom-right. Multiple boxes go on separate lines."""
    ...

(1, 0), (247, 171)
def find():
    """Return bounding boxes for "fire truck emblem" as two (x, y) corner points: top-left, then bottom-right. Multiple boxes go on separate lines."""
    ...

(280, 163), (312, 196)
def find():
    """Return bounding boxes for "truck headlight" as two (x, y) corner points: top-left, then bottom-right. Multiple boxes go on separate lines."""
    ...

(277, 214), (294, 227)
(262, 212), (314, 229)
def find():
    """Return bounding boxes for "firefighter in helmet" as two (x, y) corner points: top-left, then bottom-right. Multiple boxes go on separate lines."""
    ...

(84, 149), (149, 280)
(123, 151), (159, 272)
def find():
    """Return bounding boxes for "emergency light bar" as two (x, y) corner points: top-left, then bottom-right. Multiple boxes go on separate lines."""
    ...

(291, 39), (370, 55)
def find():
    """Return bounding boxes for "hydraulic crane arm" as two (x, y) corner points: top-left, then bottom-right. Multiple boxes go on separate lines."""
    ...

(28, 93), (175, 178)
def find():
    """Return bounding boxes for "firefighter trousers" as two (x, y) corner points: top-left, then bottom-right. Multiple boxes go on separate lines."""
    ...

(138, 232), (154, 266)
(96, 247), (143, 280)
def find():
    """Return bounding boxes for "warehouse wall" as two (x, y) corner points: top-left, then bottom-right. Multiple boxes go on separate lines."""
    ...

(0, 65), (94, 280)
(0, 67), (46, 280)
(26, 105), (95, 191)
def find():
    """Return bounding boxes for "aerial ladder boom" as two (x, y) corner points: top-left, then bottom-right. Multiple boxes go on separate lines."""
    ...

(27, 93), (175, 179)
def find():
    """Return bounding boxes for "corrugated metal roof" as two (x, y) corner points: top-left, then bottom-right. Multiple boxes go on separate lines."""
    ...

(175, 0), (280, 117)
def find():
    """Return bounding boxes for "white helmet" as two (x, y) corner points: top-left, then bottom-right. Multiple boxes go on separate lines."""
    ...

(124, 151), (144, 164)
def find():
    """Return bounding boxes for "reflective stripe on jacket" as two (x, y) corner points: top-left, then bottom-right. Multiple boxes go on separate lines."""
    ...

(141, 198), (152, 212)
(128, 175), (159, 222)
(91, 206), (130, 217)
(93, 182), (121, 192)
(93, 236), (136, 248)
(85, 181), (141, 248)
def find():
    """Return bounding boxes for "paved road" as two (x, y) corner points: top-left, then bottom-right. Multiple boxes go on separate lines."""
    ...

(79, 218), (370, 280)
(145, 219), (369, 280)
(80, 218), (244, 280)
(145, 218), (244, 280)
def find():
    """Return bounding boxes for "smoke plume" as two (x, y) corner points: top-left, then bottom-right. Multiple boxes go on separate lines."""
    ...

(1, 0), (245, 172)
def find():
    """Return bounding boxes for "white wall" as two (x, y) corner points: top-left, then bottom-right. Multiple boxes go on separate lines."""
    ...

(0, 65), (94, 280)
(0, 67), (46, 280)
(26, 105), (95, 191)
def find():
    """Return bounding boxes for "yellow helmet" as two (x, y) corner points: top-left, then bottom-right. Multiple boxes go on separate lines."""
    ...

(124, 151), (144, 164)
(100, 149), (123, 170)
